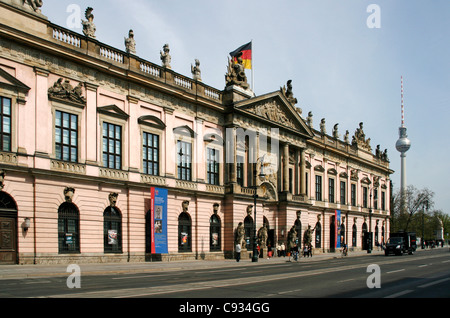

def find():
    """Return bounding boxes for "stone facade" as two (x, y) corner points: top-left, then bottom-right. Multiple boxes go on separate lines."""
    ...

(0, 1), (392, 265)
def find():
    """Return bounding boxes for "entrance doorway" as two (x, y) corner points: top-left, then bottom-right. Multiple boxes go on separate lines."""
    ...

(0, 192), (18, 265)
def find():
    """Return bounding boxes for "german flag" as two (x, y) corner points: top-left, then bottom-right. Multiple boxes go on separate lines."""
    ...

(230, 42), (252, 70)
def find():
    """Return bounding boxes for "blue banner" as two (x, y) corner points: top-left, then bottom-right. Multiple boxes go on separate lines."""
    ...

(151, 187), (168, 254)
(336, 210), (341, 248)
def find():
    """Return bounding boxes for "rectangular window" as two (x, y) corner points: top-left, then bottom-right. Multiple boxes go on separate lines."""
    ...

(0, 97), (12, 152)
(143, 132), (159, 176)
(374, 189), (378, 209)
(315, 175), (322, 201)
(340, 181), (346, 205)
(236, 155), (244, 187)
(381, 191), (386, 210)
(289, 168), (293, 193)
(55, 110), (78, 162)
(363, 187), (368, 208)
(103, 122), (122, 170)
(207, 148), (220, 185)
(328, 178), (335, 203)
(351, 184), (356, 206)
(177, 141), (192, 181)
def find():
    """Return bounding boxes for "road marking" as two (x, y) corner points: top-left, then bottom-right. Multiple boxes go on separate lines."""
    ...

(418, 278), (450, 289)
(386, 269), (405, 274)
(278, 289), (302, 294)
(384, 289), (414, 298)
(442, 260), (450, 263)
(338, 279), (355, 283)
(418, 265), (428, 268)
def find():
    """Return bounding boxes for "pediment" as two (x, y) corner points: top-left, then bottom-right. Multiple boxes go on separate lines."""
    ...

(0, 67), (30, 93)
(97, 105), (129, 120)
(234, 91), (313, 138)
(138, 115), (166, 130)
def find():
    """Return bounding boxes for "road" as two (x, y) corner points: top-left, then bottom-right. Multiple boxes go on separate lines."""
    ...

(0, 249), (448, 300)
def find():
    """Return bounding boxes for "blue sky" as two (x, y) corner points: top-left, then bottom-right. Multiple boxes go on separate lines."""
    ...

(42, 0), (450, 214)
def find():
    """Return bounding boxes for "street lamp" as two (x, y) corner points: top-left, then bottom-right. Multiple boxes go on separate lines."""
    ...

(368, 190), (373, 254)
(422, 199), (428, 249)
(252, 157), (266, 263)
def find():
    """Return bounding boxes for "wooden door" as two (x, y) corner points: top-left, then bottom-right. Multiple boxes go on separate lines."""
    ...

(0, 217), (17, 264)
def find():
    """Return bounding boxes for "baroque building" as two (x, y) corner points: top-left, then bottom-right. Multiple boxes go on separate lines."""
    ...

(0, 0), (392, 265)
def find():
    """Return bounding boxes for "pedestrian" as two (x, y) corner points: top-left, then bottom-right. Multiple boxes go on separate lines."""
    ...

(235, 243), (241, 262)
(303, 245), (308, 258)
(281, 242), (286, 257)
(276, 243), (281, 257)
(292, 244), (299, 261)
(308, 243), (313, 257)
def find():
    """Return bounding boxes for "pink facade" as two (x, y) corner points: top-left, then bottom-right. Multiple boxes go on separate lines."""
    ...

(0, 1), (392, 265)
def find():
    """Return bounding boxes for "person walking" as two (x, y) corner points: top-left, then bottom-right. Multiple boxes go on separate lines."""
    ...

(235, 243), (241, 262)
(281, 242), (286, 257)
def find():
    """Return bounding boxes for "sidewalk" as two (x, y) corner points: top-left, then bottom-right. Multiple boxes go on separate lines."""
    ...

(0, 249), (388, 280)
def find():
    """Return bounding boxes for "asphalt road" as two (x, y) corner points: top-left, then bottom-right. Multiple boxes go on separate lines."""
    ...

(0, 249), (448, 300)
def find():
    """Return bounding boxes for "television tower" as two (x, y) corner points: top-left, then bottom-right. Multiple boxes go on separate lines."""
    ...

(395, 76), (411, 210)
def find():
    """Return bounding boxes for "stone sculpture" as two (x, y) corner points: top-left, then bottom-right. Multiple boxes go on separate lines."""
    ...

(281, 80), (298, 106)
(82, 7), (96, 38)
(124, 30), (136, 54)
(160, 44), (171, 69)
(235, 222), (245, 247)
(225, 52), (249, 89)
(24, 0), (43, 13)
(191, 59), (202, 82)
(48, 78), (86, 104)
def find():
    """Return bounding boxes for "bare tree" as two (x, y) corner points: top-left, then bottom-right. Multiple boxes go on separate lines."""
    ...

(392, 185), (434, 232)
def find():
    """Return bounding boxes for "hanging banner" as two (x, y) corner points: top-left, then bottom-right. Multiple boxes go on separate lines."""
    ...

(151, 187), (168, 254)
(335, 210), (341, 249)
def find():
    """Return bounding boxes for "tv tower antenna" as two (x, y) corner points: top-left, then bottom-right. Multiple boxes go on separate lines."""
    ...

(395, 76), (411, 210)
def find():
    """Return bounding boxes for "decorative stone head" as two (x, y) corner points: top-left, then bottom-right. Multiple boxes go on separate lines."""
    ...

(213, 203), (220, 214)
(109, 193), (119, 207)
(64, 187), (75, 203)
(247, 205), (253, 216)
(182, 200), (189, 213)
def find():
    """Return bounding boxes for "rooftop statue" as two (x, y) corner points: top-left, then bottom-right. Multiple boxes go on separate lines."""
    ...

(124, 30), (136, 54)
(281, 80), (298, 106)
(24, 0), (43, 13)
(225, 52), (249, 90)
(82, 7), (96, 39)
(160, 44), (171, 69)
(191, 59), (202, 82)
(352, 122), (372, 151)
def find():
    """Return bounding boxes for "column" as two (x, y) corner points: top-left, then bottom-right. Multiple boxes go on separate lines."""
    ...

(300, 148), (306, 196)
(283, 143), (289, 192)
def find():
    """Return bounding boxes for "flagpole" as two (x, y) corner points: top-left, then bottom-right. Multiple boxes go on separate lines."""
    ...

(251, 40), (254, 92)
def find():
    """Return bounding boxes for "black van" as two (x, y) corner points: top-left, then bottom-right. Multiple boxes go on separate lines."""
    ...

(385, 232), (417, 256)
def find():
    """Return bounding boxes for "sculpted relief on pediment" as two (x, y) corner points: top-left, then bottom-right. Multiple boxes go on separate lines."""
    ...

(246, 100), (297, 130)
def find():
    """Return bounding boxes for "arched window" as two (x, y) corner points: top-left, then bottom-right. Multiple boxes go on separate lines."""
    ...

(210, 214), (221, 252)
(340, 224), (345, 246)
(104, 206), (122, 253)
(375, 225), (379, 246)
(58, 202), (80, 254)
(178, 212), (192, 252)
(244, 216), (253, 250)
(352, 224), (357, 247)
(295, 219), (302, 248)
(330, 216), (335, 252)
(315, 222), (322, 248)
